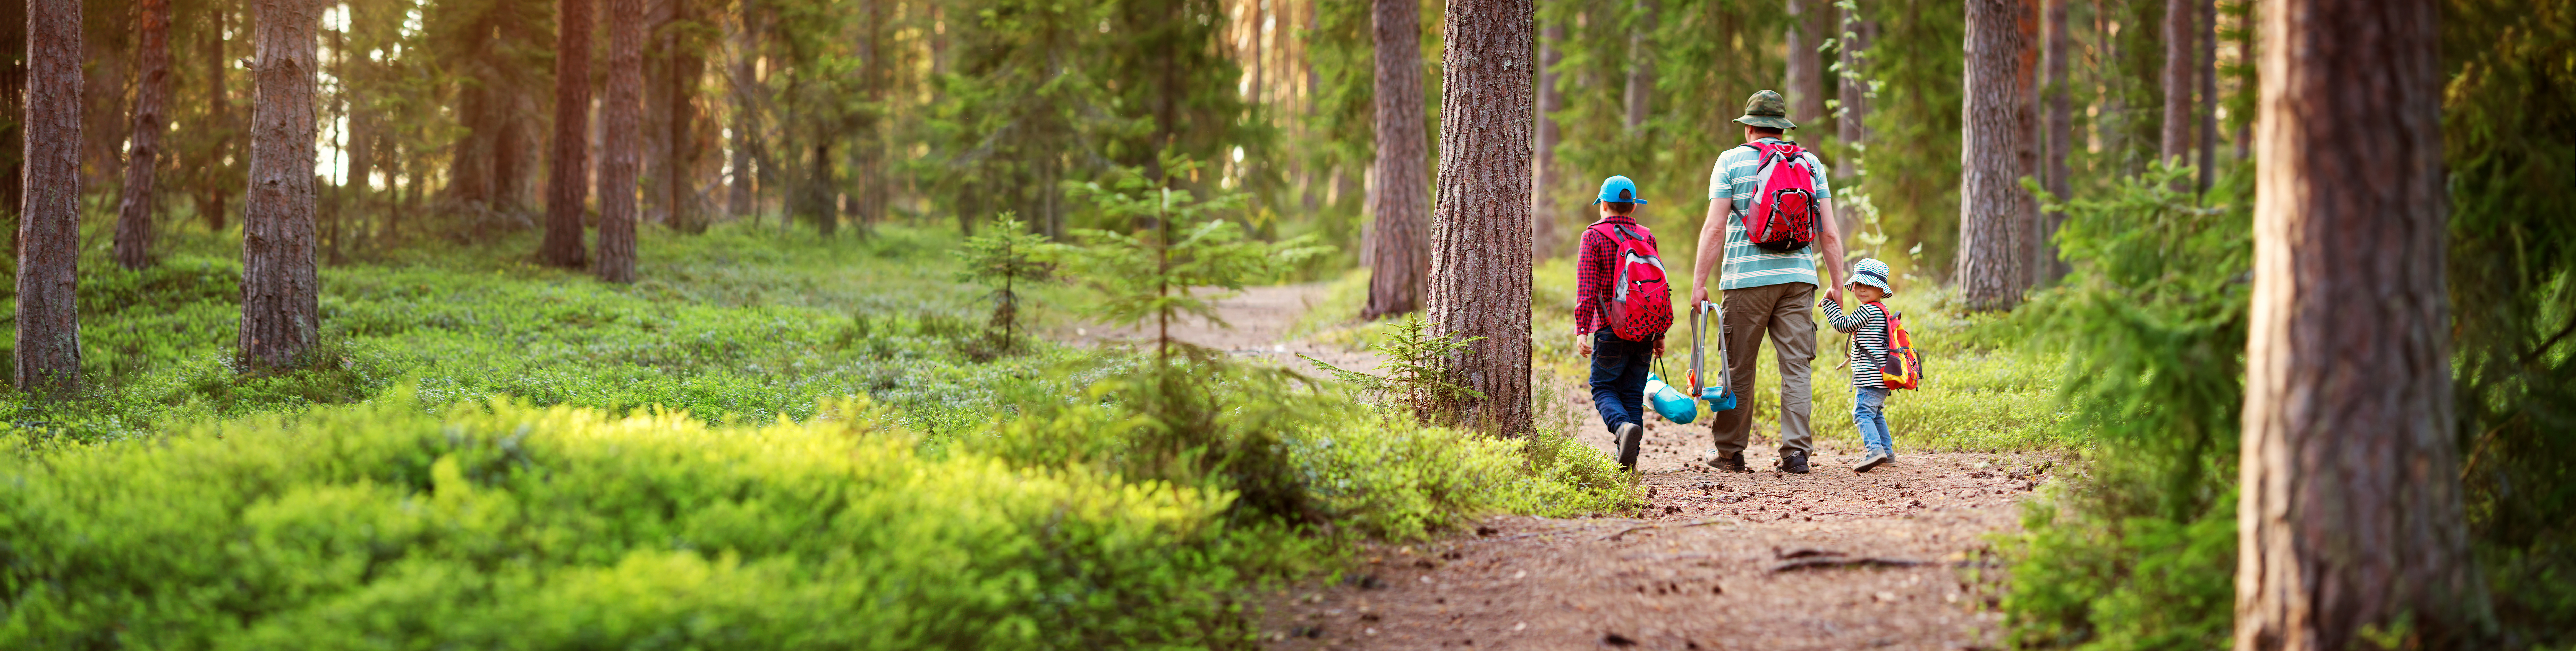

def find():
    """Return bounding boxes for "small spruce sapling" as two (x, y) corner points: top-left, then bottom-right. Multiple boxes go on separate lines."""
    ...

(1301, 314), (1487, 425)
(952, 213), (1055, 353)
(1060, 152), (1332, 360)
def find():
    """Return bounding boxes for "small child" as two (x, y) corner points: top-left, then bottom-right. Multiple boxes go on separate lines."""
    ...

(1820, 258), (1898, 472)
(1574, 175), (1666, 470)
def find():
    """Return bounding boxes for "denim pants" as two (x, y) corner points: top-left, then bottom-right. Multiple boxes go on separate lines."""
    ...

(1853, 386), (1893, 456)
(1588, 331), (1654, 432)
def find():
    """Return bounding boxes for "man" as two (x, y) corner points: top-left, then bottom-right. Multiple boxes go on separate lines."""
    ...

(1688, 90), (1848, 474)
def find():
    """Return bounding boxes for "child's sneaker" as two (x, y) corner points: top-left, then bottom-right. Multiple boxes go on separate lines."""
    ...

(1852, 450), (1891, 473)
(1615, 422), (1645, 469)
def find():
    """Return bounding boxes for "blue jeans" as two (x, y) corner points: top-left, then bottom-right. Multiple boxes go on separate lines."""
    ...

(1853, 387), (1893, 456)
(1589, 330), (1654, 432)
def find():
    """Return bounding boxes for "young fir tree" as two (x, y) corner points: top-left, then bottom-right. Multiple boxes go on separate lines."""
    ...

(952, 213), (1054, 353)
(1061, 153), (1330, 361)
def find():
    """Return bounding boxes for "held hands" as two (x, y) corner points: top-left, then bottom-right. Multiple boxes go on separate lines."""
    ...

(1825, 284), (1845, 307)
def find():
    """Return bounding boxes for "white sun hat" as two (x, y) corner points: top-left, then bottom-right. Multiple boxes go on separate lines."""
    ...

(1849, 258), (1894, 296)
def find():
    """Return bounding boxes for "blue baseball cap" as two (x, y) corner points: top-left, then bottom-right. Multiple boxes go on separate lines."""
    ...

(1594, 175), (1648, 205)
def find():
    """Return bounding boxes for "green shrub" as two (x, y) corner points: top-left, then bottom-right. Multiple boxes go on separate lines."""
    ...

(2001, 162), (2249, 650)
(0, 392), (1258, 649)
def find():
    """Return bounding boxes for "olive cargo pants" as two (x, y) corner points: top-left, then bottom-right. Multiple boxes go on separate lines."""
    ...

(1709, 281), (1817, 457)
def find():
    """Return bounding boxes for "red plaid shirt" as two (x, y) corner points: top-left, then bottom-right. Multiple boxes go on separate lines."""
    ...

(1574, 216), (1659, 337)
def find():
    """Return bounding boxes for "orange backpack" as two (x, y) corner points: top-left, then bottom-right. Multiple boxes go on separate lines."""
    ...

(1869, 302), (1925, 390)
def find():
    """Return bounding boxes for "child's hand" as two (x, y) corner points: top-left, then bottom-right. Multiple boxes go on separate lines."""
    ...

(1577, 334), (1592, 357)
(1653, 339), (1666, 357)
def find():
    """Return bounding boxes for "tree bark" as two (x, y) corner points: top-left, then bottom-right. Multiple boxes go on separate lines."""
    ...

(201, 5), (230, 232)
(1361, 0), (1428, 320)
(114, 0), (172, 271)
(2160, 0), (2192, 165)
(727, 0), (757, 219)
(17, 0), (80, 394)
(2040, 0), (2070, 281)
(1836, 4), (1872, 150)
(1426, 0), (1533, 436)
(1530, 20), (1562, 258)
(1834, 3), (1872, 241)
(2235, 0), (2489, 647)
(1785, 0), (1824, 131)
(1621, 0), (1654, 134)
(540, 0), (591, 267)
(2195, 0), (2217, 193)
(2, 0), (27, 239)
(1957, 0), (2038, 311)
(241, 0), (320, 370)
(596, 0), (642, 283)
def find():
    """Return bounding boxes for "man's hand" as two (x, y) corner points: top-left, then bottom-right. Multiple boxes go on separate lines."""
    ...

(1825, 284), (1844, 306)
(1577, 333), (1592, 357)
(1691, 284), (1711, 308)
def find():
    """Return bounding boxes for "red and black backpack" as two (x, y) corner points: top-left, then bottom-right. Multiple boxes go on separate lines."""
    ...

(1737, 141), (1824, 252)
(1589, 220), (1675, 341)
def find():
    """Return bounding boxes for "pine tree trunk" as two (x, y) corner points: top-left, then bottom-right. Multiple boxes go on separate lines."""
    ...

(114, 0), (171, 271)
(2235, 0), (2489, 647)
(1530, 20), (1562, 258)
(1785, 0), (1823, 129)
(1957, 0), (2038, 311)
(241, 0), (320, 370)
(202, 5), (228, 232)
(1361, 0), (1428, 320)
(596, 0), (642, 283)
(1426, 0), (1533, 436)
(1621, 0), (1653, 133)
(540, 0), (592, 267)
(2194, 0), (2217, 193)
(2160, 0), (2192, 164)
(17, 0), (81, 394)
(1836, 4), (1872, 149)
(2041, 0), (2070, 281)
(0, 0), (25, 236)
(1835, 3), (1872, 241)
(728, 1), (757, 219)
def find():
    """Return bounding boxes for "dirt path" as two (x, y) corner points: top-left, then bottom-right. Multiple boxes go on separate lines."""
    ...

(1077, 285), (2049, 650)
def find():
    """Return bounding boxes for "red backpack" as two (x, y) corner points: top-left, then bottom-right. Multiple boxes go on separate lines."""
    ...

(1737, 141), (1823, 252)
(1588, 220), (1675, 341)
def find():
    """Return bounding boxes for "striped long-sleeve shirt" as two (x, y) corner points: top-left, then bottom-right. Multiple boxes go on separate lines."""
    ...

(1820, 299), (1890, 390)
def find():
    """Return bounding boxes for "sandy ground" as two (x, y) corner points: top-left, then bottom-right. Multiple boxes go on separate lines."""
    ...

(1067, 285), (2050, 650)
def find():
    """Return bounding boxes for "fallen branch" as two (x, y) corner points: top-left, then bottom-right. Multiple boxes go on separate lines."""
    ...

(1769, 556), (1931, 572)
(1601, 518), (1738, 541)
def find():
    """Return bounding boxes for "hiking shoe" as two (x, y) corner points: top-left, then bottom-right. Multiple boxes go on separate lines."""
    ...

(1776, 449), (1811, 474)
(1852, 450), (1891, 473)
(1706, 452), (1750, 473)
(1615, 422), (1645, 470)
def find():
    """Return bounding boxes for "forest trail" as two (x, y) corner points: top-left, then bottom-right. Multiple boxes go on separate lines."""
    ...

(1092, 285), (2050, 650)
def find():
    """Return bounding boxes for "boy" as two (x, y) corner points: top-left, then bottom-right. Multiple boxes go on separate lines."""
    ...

(1574, 175), (1668, 470)
(1820, 258), (1897, 472)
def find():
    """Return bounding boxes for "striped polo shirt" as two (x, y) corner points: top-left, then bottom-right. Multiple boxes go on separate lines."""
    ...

(1707, 138), (1833, 290)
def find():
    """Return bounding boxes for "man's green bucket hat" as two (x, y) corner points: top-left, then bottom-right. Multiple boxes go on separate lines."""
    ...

(1731, 90), (1798, 130)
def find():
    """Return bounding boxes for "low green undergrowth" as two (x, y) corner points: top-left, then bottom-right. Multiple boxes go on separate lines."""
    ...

(0, 217), (1635, 647)
(3, 224), (1085, 446)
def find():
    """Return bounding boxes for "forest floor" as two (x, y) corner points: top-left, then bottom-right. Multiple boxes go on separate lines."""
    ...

(1107, 284), (2054, 651)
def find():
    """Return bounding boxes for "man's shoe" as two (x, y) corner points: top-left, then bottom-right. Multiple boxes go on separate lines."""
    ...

(1776, 449), (1811, 474)
(1615, 422), (1645, 469)
(1706, 452), (1750, 473)
(1852, 450), (1891, 473)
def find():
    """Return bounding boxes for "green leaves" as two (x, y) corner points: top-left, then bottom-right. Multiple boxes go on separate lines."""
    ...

(952, 213), (1056, 353)
(1057, 157), (1332, 354)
